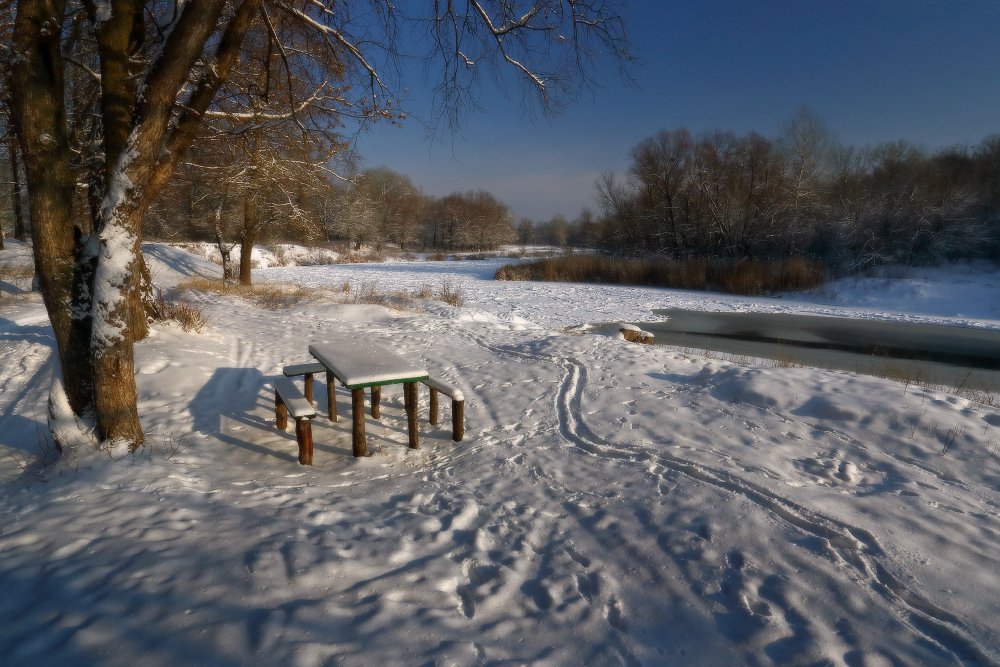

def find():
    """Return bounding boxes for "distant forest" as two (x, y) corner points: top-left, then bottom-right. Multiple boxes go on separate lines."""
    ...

(4, 109), (999, 268)
(524, 110), (1000, 268)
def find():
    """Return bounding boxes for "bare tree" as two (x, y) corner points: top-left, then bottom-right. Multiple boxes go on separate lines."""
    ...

(425, 190), (514, 251)
(180, 125), (335, 284)
(779, 107), (834, 248)
(330, 168), (428, 252)
(6, 135), (26, 243)
(5, 0), (633, 452)
(0, 79), (28, 246)
(597, 171), (643, 252)
(628, 129), (695, 255)
(360, 168), (427, 252)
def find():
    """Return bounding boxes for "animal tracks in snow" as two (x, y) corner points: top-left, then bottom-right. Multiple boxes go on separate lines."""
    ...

(790, 452), (865, 487)
(455, 325), (997, 666)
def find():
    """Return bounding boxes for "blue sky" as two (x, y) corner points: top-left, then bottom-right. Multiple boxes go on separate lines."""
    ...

(351, 1), (1000, 221)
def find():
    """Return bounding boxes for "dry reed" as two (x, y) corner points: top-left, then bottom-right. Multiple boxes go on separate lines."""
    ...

(495, 256), (828, 295)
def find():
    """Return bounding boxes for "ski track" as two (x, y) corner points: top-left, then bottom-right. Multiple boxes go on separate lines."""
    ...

(455, 325), (998, 666)
(2, 248), (999, 666)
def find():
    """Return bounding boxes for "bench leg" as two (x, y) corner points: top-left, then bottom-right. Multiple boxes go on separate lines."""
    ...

(274, 390), (288, 430)
(326, 371), (338, 422)
(296, 418), (314, 465)
(452, 399), (465, 441)
(429, 387), (439, 425)
(405, 382), (419, 449)
(371, 385), (381, 419)
(304, 373), (314, 405)
(351, 388), (369, 457)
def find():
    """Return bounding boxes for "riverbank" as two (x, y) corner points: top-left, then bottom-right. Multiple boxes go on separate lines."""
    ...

(1, 244), (998, 666)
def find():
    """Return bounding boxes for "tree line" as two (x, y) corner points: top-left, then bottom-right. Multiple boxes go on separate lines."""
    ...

(528, 110), (1000, 267)
(146, 163), (517, 274)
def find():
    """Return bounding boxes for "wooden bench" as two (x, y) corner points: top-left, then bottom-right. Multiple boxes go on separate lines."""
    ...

(272, 377), (317, 465)
(423, 377), (465, 441)
(282, 361), (326, 407)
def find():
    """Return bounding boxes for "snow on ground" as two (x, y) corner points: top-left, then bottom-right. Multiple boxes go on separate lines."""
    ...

(266, 256), (1000, 331)
(1, 242), (999, 666)
(178, 241), (341, 269)
(803, 263), (1000, 323)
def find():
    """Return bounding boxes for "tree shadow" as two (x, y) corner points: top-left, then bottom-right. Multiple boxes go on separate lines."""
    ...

(189, 368), (357, 462)
(142, 243), (220, 280)
(0, 316), (54, 345)
(647, 371), (699, 385)
(0, 414), (53, 456)
(189, 367), (297, 462)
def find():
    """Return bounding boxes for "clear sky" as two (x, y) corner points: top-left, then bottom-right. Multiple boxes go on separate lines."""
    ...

(351, 1), (1000, 222)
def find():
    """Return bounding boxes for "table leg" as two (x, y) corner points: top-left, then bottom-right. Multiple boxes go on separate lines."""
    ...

(429, 387), (439, 425)
(351, 388), (369, 457)
(296, 419), (314, 465)
(371, 385), (381, 419)
(452, 399), (465, 442)
(326, 371), (338, 422)
(404, 382), (419, 449)
(274, 390), (288, 430)
(304, 373), (314, 405)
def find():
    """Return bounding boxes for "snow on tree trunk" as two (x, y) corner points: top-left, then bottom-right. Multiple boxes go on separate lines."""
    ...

(91, 153), (146, 447)
(213, 203), (236, 282)
(240, 195), (258, 286)
(48, 362), (98, 454)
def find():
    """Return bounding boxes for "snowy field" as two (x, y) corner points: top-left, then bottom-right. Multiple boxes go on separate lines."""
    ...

(1, 241), (999, 666)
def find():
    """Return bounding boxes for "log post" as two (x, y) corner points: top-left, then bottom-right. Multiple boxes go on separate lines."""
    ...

(274, 389), (288, 430)
(404, 382), (419, 449)
(351, 388), (369, 457)
(452, 399), (465, 442)
(296, 419), (314, 465)
(304, 373), (314, 405)
(326, 370), (338, 422)
(371, 385), (381, 419)
(429, 387), (439, 425)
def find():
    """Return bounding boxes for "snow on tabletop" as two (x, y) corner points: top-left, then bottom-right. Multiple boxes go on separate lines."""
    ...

(309, 339), (428, 388)
(0, 243), (998, 666)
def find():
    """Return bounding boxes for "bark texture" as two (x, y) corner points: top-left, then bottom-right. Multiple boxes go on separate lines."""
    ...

(11, 1), (94, 421)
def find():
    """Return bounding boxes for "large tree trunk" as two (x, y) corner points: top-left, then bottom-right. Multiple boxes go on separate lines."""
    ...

(11, 2), (96, 429)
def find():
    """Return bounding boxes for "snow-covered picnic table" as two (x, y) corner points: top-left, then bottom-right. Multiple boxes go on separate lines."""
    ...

(308, 340), (429, 457)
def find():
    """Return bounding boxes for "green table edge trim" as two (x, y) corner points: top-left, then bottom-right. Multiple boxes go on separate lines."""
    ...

(342, 375), (430, 390)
